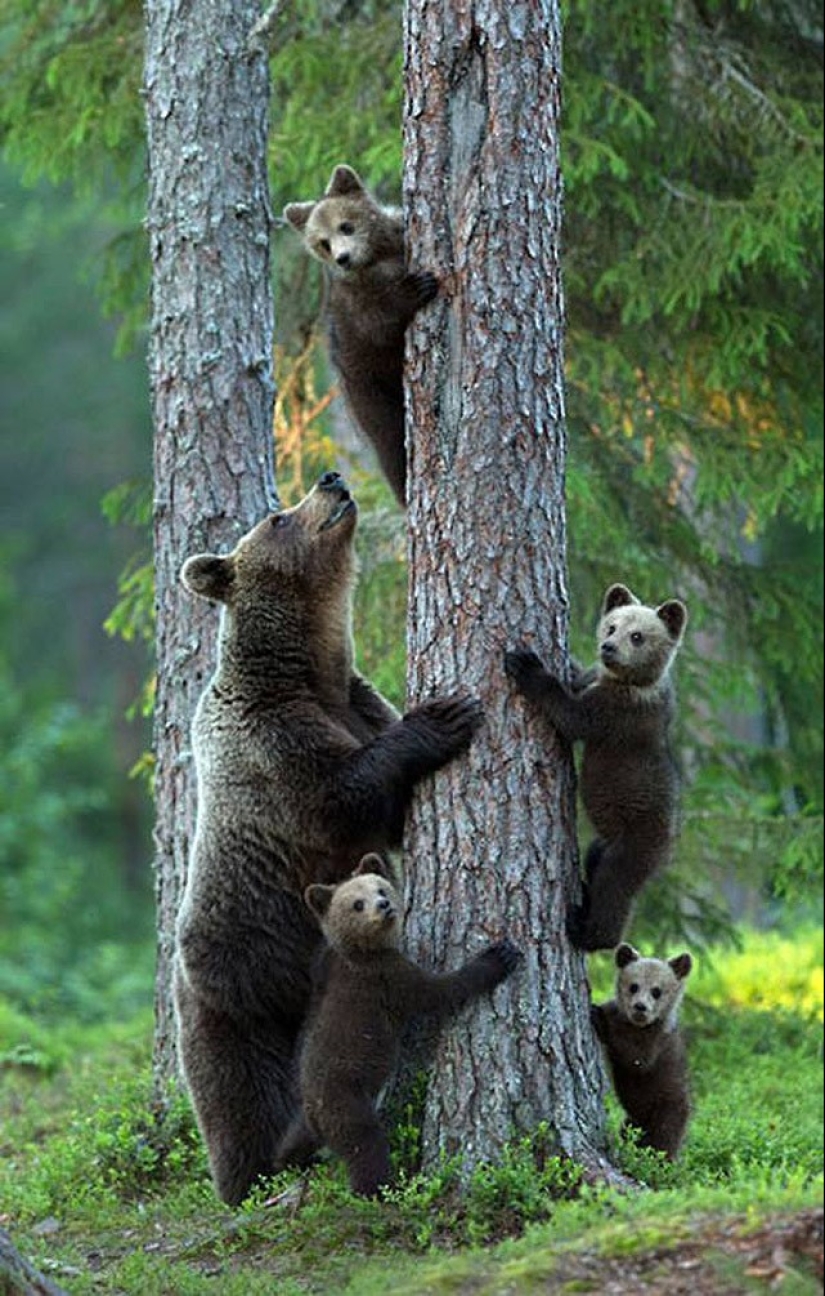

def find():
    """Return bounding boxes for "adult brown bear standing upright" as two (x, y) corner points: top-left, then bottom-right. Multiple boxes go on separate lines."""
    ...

(174, 472), (482, 1205)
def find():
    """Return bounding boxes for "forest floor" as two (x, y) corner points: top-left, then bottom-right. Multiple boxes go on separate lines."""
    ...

(2, 926), (822, 1295)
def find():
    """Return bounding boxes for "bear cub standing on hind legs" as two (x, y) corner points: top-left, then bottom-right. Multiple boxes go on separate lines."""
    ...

(275, 857), (522, 1197)
(174, 472), (484, 1207)
(283, 164), (438, 507)
(591, 943), (693, 1160)
(505, 583), (688, 951)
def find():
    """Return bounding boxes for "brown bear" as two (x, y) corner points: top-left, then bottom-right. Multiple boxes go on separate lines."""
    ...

(174, 472), (483, 1206)
(283, 164), (438, 507)
(591, 942), (693, 1160)
(505, 583), (688, 951)
(275, 857), (522, 1197)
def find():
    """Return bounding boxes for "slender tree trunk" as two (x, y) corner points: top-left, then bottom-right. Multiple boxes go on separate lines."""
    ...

(0, 1230), (66, 1296)
(403, 0), (610, 1175)
(144, 1), (276, 1088)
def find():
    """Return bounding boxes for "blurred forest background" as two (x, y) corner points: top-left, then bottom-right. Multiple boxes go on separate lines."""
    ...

(0, 0), (822, 1037)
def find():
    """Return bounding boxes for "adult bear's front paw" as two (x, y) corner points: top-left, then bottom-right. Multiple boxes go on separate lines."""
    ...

(405, 694), (484, 756)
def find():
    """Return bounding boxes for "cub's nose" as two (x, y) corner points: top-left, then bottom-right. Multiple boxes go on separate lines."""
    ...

(601, 640), (618, 659)
(633, 1002), (648, 1015)
(336, 252), (352, 268)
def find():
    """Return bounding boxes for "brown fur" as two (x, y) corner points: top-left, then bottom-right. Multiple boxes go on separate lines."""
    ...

(505, 583), (688, 951)
(591, 943), (693, 1160)
(283, 165), (438, 506)
(174, 473), (483, 1206)
(275, 857), (522, 1197)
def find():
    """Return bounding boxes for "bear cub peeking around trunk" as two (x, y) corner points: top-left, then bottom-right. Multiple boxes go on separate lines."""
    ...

(283, 164), (438, 507)
(174, 473), (483, 1206)
(591, 942), (693, 1160)
(505, 582), (687, 951)
(275, 857), (522, 1197)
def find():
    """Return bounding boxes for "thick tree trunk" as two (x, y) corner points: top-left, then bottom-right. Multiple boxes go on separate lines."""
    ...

(144, 1), (276, 1088)
(402, 0), (610, 1174)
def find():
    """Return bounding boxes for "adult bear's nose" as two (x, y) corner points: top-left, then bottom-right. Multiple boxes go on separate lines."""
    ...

(318, 471), (344, 491)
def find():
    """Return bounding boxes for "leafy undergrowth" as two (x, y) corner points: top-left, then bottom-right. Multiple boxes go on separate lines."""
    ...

(0, 928), (822, 1294)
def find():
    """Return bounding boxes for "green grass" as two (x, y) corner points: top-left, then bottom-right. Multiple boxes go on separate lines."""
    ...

(1, 927), (821, 1294)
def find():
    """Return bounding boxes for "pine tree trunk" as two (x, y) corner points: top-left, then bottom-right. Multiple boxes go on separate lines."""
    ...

(144, 0), (276, 1088)
(402, 0), (610, 1175)
(0, 1230), (66, 1296)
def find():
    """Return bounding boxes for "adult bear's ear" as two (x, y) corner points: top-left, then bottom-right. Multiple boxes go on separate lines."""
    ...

(353, 853), (384, 877)
(602, 584), (638, 616)
(283, 201), (315, 231)
(181, 554), (234, 603)
(305, 884), (334, 920)
(615, 943), (639, 968)
(325, 164), (364, 198)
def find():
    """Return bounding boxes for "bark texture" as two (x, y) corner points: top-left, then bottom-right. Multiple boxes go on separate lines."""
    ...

(402, 0), (609, 1173)
(144, 1), (276, 1087)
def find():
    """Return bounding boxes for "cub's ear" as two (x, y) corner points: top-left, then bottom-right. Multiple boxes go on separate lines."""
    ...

(305, 884), (335, 920)
(181, 554), (234, 603)
(283, 201), (315, 231)
(615, 943), (640, 968)
(657, 599), (688, 643)
(325, 164), (365, 198)
(353, 853), (385, 878)
(669, 951), (693, 980)
(602, 583), (638, 615)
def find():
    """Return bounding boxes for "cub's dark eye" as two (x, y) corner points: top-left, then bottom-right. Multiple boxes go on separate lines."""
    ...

(651, 987), (662, 999)
(606, 624), (616, 636)
(339, 221), (355, 235)
(629, 983), (639, 994)
(631, 631), (644, 646)
(319, 238), (331, 254)
(353, 899), (365, 912)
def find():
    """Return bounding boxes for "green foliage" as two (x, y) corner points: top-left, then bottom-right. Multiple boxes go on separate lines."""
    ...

(0, 565), (153, 1022)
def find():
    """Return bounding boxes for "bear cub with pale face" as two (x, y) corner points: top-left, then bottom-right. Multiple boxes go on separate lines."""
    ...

(175, 472), (483, 1207)
(591, 943), (693, 1160)
(275, 857), (521, 1197)
(283, 164), (437, 507)
(505, 583), (688, 951)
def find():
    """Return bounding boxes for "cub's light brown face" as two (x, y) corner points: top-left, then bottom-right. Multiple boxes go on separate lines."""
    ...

(316, 873), (402, 954)
(303, 198), (376, 274)
(180, 473), (357, 605)
(596, 584), (687, 688)
(615, 944), (692, 1028)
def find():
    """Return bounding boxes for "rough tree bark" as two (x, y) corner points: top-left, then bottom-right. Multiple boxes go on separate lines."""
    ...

(402, 0), (610, 1174)
(144, 0), (276, 1087)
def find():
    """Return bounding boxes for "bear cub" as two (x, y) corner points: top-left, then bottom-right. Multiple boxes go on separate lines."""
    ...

(283, 164), (438, 507)
(591, 942), (693, 1160)
(275, 857), (522, 1197)
(505, 582), (688, 951)
(175, 472), (484, 1207)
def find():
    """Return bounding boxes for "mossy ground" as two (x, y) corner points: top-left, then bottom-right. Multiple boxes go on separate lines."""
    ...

(1, 927), (822, 1294)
